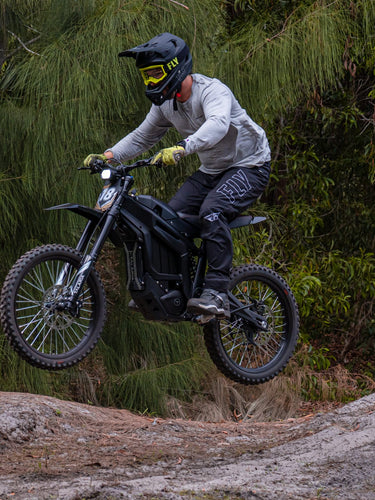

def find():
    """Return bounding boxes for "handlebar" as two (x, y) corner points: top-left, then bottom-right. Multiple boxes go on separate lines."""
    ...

(78, 156), (161, 176)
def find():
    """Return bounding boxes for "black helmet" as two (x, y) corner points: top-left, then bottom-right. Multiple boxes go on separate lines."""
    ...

(119, 32), (192, 106)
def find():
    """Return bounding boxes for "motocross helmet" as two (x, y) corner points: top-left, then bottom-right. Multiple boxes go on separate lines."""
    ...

(119, 32), (192, 106)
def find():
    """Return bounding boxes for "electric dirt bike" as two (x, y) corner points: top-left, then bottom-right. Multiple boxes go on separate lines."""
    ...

(0, 158), (299, 384)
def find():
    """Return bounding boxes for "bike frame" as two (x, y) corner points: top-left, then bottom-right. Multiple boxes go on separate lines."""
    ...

(46, 160), (268, 328)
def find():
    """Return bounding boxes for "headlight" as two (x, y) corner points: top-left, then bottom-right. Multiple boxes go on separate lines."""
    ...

(101, 169), (112, 180)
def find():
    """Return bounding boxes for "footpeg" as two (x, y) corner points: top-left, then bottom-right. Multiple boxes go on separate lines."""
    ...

(196, 314), (216, 325)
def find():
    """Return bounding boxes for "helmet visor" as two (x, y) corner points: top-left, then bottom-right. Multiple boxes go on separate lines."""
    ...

(139, 65), (167, 86)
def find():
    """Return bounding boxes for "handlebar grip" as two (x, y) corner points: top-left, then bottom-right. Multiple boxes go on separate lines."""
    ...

(89, 159), (106, 174)
(152, 158), (163, 168)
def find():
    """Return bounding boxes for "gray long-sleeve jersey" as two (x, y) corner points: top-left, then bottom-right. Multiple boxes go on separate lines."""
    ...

(107, 74), (271, 175)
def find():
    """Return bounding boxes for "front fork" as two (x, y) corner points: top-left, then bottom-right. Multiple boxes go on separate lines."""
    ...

(54, 215), (113, 316)
(56, 177), (132, 315)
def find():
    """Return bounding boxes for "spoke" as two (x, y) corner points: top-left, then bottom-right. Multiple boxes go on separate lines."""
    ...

(37, 327), (60, 352)
(80, 287), (91, 298)
(58, 327), (80, 349)
(227, 336), (246, 356)
(11, 254), (97, 356)
(234, 283), (249, 303)
(57, 333), (71, 353)
(258, 341), (278, 358)
(45, 259), (60, 285)
(17, 285), (43, 302)
(260, 288), (273, 303)
(25, 317), (46, 344)
(25, 266), (46, 294)
(220, 276), (289, 370)
(19, 309), (44, 332)
(71, 320), (90, 333)
(65, 322), (85, 341)
(17, 312), (42, 321)
(79, 308), (93, 315)
(221, 329), (239, 344)
(67, 266), (77, 287)
(16, 293), (41, 304)
(15, 304), (41, 313)
(237, 345), (247, 366)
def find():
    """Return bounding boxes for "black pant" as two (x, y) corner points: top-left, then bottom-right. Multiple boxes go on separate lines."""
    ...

(168, 163), (271, 292)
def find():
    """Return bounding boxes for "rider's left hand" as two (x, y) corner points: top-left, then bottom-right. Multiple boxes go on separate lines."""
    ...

(151, 145), (185, 166)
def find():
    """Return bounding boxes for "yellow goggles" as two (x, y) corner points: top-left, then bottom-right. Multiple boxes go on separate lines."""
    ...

(139, 65), (167, 86)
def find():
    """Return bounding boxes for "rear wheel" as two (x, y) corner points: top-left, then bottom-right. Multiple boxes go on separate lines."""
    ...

(204, 264), (299, 384)
(0, 244), (106, 370)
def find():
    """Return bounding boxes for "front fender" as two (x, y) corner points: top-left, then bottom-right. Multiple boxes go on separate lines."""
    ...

(45, 203), (124, 247)
(45, 203), (103, 221)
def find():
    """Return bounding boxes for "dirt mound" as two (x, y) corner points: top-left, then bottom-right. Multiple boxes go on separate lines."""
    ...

(0, 391), (374, 499)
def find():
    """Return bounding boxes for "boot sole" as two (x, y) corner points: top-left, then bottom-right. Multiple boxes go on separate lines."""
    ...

(187, 303), (230, 319)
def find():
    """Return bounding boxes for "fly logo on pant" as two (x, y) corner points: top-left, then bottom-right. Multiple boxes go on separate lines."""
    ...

(216, 169), (252, 203)
(204, 212), (220, 222)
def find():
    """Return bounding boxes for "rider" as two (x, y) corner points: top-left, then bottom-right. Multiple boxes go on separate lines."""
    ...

(84, 32), (271, 319)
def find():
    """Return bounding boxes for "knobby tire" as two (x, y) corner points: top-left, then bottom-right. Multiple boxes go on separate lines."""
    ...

(203, 264), (299, 384)
(0, 244), (106, 370)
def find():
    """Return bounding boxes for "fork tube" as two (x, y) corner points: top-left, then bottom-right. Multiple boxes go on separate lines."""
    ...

(75, 219), (99, 253)
(69, 176), (132, 300)
(69, 213), (116, 300)
(55, 220), (100, 289)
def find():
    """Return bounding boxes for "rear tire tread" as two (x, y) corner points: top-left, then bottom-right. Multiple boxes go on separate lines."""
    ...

(204, 264), (299, 385)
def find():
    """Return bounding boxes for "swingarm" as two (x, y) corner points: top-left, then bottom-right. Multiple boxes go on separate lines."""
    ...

(228, 293), (268, 331)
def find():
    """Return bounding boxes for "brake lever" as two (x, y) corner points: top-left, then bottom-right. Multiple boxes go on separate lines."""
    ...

(152, 159), (164, 168)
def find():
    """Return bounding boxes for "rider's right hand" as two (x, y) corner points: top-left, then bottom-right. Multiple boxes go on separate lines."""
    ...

(151, 145), (185, 166)
(83, 154), (107, 168)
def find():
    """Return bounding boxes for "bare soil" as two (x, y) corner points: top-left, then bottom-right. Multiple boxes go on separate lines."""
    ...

(0, 391), (374, 499)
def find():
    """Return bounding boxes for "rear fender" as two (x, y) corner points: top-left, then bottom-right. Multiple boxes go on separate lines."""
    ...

(229, 215), (267, 229)
(45, 203), (124, 247)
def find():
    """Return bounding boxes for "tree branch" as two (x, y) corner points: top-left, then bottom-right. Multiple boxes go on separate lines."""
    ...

(240, 9), (295, 64)
(166, 0), (189, 10)
(240, 0), (340, 65)
(7, 31), (41, 57)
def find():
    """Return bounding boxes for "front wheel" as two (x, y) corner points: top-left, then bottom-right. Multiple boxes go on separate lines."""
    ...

(204, 264), (299, 384)
(0, 244), (106, 370)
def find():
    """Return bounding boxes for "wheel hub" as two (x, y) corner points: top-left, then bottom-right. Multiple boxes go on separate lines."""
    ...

(42, 286), (75, 329)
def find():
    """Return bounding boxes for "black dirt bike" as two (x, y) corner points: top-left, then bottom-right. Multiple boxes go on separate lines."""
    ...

(0, 158), (299, 384)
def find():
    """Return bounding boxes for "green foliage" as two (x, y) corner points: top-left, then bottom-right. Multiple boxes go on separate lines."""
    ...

(218, 0), (375, 119)
(100, 352), (208, 415)
(0, 0), (224, 413)
(0, 335), (74, 398)
(0, 0), (223, 257)
(1, 0), (374, 411)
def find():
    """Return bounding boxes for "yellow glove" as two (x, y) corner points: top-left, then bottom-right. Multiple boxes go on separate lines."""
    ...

(151, 146), (185, 166)
(83, 154), (107, 167)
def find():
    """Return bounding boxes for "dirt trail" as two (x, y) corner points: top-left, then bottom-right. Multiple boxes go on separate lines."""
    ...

(0, 391), (374, 499)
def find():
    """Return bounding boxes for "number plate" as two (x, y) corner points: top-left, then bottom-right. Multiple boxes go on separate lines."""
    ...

(95, 182), (120, 211)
